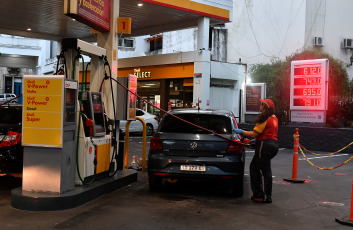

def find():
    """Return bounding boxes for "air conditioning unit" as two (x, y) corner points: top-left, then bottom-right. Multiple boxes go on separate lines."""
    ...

(314, 37), (324, 46)
(343, 38), (353, 49)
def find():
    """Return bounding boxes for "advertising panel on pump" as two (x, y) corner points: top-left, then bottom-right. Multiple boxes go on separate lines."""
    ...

(127, 74), (137, 121)
(22, 75), (64, 148)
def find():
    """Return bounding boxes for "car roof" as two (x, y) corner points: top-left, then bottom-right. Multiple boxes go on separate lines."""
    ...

(168, 108), (233, 116)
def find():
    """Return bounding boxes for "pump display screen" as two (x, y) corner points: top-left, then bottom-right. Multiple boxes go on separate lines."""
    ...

(90, 92), (106, 136)
(290, 59), (328, 111)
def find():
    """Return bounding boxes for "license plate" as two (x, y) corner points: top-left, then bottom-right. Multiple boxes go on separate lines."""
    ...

(180, 165), (206, 172)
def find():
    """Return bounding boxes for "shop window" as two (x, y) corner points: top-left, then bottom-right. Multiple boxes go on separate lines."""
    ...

(169, 79), (193, 109)
(118, 38), (135, 48)
(50, 41), (58, 59)
(147, 35), (162, 52)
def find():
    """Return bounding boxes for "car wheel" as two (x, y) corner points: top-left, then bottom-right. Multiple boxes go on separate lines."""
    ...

(148, 175), (162, 191)
(231, 175), (244, 197)
(146, 124), (154, 136)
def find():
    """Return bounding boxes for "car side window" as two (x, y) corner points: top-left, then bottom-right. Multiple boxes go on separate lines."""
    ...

(136, 110), (144, 116)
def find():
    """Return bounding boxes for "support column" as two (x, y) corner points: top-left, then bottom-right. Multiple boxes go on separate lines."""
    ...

(197, 17), (210, 50)
(160, 79), (170, 117)
(193, 17), (211, 109)
(96, 0), (119, 120)
(96, 0), (120, 170)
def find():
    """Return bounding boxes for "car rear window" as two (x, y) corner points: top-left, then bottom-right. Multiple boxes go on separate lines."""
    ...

(0, 107), (22, 124)
(159, 113), (232, 134)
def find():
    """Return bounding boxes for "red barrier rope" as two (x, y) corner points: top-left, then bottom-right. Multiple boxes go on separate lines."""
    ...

(0, 94), (23, 106)
(102, 76), (239, 143)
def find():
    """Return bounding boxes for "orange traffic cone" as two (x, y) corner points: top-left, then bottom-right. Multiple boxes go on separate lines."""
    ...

(284, 128), (305, 183)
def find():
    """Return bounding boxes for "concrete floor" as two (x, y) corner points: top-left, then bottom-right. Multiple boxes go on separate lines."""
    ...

(1, 148), (353, 229)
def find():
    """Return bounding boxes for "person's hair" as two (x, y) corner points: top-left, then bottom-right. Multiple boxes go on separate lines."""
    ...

(253, 107), (275, 124)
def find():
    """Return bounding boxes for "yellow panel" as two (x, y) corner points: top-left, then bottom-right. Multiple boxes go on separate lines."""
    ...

(118, 17), (132, 34)
(23, 112), (62, 128)
(23, 95), (62, 112)
(96, 143), (111, 174)
(22, 128), (62, 147)
(79, 71), (91, 83)
(141, 0), (230, 21)
(24, 78), (63, 95)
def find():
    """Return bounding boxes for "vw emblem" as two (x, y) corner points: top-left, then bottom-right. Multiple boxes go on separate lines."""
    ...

(190, 142), (198, 150)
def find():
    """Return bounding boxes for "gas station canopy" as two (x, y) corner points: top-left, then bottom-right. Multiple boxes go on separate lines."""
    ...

(0, 0), (232, 41)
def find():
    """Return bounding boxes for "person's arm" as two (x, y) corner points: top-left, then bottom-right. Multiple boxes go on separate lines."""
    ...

(233, 129), (259, 138)
(242, 130), (259, 139)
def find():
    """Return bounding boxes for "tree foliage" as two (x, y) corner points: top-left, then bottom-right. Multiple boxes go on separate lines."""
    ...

(249, 48), (353, 127)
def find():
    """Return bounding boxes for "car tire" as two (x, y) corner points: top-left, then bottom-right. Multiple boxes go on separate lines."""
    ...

(146, 124), (154, 136)
(231, 175), (244, 197)
(148, 175), (162, 191)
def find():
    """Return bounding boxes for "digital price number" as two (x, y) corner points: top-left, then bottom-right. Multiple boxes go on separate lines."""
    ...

(290, 59), (328, 111)
(293, 98), (321, 107)
(294, 77), (321, 85)
(293, 67), (321, 75)
(293, 88), (321, 96)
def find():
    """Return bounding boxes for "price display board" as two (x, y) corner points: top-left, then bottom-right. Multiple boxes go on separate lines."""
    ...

(290, 59), (329, 123)
(290, 59), (328, 110)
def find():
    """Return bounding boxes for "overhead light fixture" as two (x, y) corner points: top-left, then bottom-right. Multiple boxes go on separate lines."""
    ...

(138, 3), (143, 7)
(27, 28), (31, 31)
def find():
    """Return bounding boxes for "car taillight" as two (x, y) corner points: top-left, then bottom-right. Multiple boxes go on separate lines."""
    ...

(154, 116), (158, 122)
(150, 136), (163, 151)
(227, 140), (243, 154)
(0, 131), (21, 148)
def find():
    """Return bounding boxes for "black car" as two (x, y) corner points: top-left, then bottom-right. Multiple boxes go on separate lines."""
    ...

(0, 104), (23, 174)
(148, 109), (245, 196)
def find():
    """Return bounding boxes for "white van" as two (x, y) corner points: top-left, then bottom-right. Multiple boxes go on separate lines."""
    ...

(0, 93), (18, 104)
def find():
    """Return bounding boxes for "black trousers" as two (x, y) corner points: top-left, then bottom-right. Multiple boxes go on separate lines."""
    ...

(250, 139), (278, 199)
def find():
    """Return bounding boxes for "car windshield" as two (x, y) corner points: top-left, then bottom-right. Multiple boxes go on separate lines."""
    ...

(159, 113), (232, 134)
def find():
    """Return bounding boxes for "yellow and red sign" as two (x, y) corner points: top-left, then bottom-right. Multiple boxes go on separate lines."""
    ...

(65, 0), (111, 32)
(118, 17), (132, 34)
(22, 76), (64, 148)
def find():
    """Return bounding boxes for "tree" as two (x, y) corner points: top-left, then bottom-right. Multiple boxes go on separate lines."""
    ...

(249, 48), (353, 127)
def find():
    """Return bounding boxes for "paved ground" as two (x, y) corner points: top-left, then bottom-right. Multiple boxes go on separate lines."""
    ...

(1, 145), (353, 229)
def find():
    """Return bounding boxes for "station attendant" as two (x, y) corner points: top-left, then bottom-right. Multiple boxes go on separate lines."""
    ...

(234, 99), (279, 203)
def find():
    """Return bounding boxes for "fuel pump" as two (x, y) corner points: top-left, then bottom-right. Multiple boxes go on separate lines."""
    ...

(22, 75), (78, 193)
(60, 38), (117, 185)
(21, 38), (119, 194)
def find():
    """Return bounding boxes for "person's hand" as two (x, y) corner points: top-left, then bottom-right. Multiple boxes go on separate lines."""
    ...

(233, 129), (243, 134)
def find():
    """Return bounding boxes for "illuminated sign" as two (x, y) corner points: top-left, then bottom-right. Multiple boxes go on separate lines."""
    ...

(245, 83), (266, 114)
(22, 76), (64, 148)
(290, 59), (329, 123)
(290, 59), (328, 111)
(133, 68), (151, 79)
(127, 74), (137, 120)
(64, 0), (111, 32)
